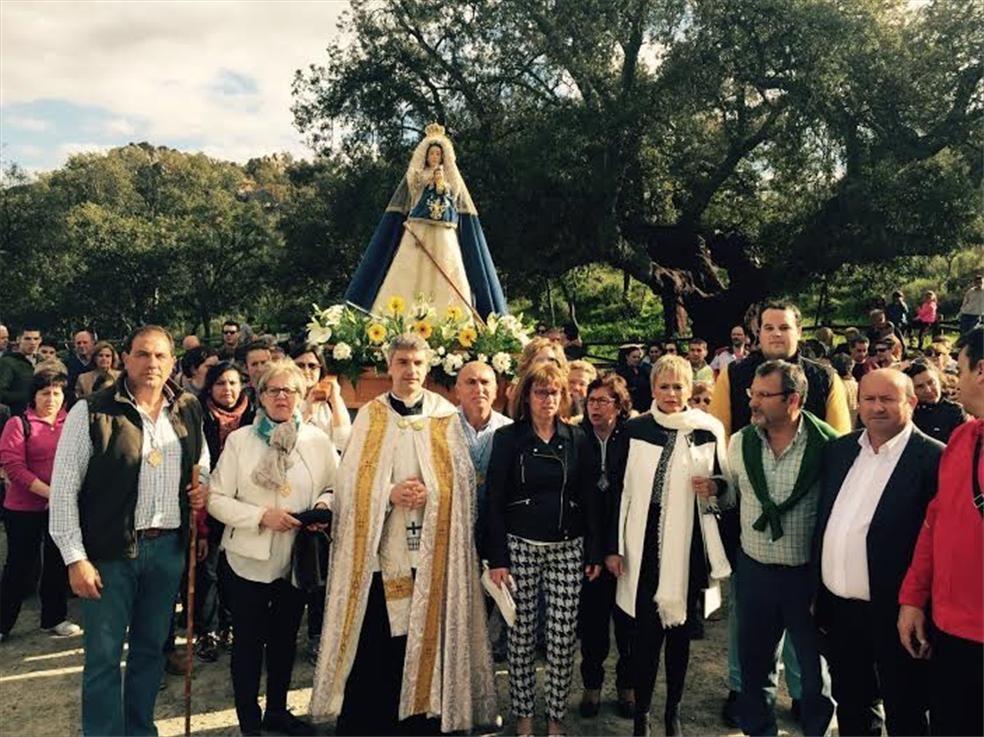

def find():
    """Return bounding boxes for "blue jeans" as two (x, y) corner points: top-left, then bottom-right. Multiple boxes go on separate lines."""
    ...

(81, 532), (185, 736)
(727, 568), (803, 697)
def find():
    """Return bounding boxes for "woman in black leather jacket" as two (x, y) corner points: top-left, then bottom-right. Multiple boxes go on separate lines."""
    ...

(485, 361), (602, 737)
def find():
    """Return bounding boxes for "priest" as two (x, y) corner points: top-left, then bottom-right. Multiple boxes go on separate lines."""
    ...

(310, 334), (497, 735)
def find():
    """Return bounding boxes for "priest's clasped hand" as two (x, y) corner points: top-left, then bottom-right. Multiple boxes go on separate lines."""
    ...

(390, 479), (427, 508)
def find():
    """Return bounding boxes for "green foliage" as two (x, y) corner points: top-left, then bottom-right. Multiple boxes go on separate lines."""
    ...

(292, 0), (982, 344)
(1, 145), (287, 338)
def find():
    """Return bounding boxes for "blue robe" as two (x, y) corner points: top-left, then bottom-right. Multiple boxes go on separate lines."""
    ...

(344, 177), (507, 318)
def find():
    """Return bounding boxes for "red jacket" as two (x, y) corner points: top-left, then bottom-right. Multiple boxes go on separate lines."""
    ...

(899, 419), (984, 643)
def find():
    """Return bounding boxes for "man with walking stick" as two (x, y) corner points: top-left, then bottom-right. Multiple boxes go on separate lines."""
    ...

(49, 325), (210, 736)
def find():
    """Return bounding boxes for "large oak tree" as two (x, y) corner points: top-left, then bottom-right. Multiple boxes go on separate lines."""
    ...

(292, 0), (982, 341)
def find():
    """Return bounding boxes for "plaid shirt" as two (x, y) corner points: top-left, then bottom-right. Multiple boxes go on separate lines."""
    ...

(49, 391), (210, 566)
(724, 417), (818, 566)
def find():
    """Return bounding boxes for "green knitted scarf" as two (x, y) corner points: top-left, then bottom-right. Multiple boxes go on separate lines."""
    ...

(741, 410), (839, 541)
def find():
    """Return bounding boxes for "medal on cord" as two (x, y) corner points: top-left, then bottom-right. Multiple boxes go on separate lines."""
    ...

(146, 421), (163, 468)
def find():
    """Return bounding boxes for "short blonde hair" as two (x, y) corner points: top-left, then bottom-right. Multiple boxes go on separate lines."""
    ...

(516, 336), (568, 378)
(650, 354), (693, 392)
(568, 360), (597, 382)
(256, 359), (307, 398)
(692, 381), (713, 398)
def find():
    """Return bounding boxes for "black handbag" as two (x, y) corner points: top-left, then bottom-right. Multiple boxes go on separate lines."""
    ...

(291, 526), (331, 592)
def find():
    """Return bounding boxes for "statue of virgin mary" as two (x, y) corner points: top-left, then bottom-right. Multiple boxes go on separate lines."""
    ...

(344, 124), (508, 319)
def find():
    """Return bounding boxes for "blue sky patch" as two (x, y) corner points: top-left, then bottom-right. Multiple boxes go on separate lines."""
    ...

(1, 98), (205, 172)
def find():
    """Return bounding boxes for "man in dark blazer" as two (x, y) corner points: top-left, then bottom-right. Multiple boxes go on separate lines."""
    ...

(814, 369), (944, 736)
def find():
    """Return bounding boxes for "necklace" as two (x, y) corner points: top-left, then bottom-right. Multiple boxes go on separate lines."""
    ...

(143, 411), (165, 469)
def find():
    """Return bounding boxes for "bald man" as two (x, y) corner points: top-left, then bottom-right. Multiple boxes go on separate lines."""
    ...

(455, 361), (511, 554)
(181, 335), (201, 351)
(814, 369), (943, 736)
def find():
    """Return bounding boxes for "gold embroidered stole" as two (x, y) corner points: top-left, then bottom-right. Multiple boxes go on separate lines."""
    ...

(412, 415), (454, 713)
(335, 401), (388, 675)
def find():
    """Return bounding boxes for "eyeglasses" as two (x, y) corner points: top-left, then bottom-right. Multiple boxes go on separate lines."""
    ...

(222, 329), (238, 335)
(746, 389), (790, 400)
(263, 387), (300, 398)
(295, 361), (321, 370)
(690, 397), (712, 406)
(532, 388), (561, 400)
(586, 397), (615, 406)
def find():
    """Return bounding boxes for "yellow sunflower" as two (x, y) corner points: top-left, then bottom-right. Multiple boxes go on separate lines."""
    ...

(445, 305), (464, 322)
(366, 323), (387, 344)
(413, 321), (433, 340)
(458, 326), (478, 348)
(386, 295), (406, 315)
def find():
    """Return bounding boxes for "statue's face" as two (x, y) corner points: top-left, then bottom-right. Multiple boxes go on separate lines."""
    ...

(426, 144), (443, 168)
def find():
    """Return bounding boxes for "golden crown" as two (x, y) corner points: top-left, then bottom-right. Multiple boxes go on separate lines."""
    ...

(424, 122), (446, 138)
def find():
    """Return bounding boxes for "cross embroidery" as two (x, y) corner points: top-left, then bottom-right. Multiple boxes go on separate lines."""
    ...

(406, 520), (423, 551)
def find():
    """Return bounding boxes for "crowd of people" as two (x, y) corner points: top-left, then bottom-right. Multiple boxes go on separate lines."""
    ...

(0, 281), (980, 737)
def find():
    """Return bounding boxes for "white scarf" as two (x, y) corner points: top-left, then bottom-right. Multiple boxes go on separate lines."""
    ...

(648, 403), (733, 627)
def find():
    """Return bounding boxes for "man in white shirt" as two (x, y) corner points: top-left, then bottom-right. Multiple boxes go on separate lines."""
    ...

(48, 326), (209, 736)
(710, 325), (749, 375)
(814, 369), (944, 736)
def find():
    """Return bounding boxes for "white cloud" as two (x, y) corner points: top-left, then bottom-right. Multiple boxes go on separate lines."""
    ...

(0, 0), (348, 166)
(104, 117), (137, 137)
(5, 114), (51, 132)
(58, 141), (117, 159)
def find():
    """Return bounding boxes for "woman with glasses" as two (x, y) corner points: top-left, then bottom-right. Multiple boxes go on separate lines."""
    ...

(577, 373), (637, 720)
(688, 381), (714, 412)
(486, 361), (603, 737)
(207, 361), (337, 736)
(606, 355), (731, 736)
(290, 344), (351, 452)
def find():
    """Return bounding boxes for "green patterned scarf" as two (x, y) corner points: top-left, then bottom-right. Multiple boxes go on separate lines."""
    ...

(741, 410), (839, 541)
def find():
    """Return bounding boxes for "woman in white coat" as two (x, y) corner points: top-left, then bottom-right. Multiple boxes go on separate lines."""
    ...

(208, 361), (338, 737)
(605, 355), (732, 737)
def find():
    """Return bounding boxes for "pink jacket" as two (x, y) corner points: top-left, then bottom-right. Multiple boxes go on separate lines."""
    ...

(0, 409), (67, 512)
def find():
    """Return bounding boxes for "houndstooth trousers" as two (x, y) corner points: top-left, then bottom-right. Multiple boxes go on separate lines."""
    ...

(507, 535), (584, 722)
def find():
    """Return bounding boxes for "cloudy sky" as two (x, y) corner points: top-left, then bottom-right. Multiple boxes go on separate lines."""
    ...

(1, 0), (347, 172)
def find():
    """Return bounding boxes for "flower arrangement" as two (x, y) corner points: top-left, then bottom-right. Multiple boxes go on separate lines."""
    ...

(306, 295), (531, 386)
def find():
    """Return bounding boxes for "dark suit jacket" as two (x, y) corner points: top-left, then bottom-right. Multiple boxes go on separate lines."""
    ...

(814, 426), (943, 627)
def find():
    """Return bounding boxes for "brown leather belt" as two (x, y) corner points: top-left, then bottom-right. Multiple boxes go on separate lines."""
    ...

(136, 527), (178, 539)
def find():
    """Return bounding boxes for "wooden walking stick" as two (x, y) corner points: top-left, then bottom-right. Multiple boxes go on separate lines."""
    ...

(184, 465), (201, 737)
(402, 222), (487, 328)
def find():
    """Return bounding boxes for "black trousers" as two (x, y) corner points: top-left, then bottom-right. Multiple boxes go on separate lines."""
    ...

(821, 592), (929, 736)
(195, 517), (230, 634)
(579, 568), (634, 691)
(931, 630), (983, 737)
(306, 585), (325, 640)
(336, 573), (440, 736)
(631, 596), (691, 715)
(221, 555), (307, 732)
(0, 509), (68, 634)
